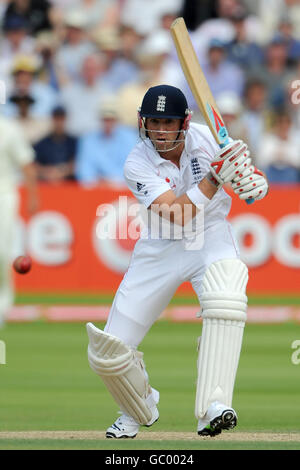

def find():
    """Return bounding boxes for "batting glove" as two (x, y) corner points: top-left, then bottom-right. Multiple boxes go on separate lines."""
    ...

(207, 140), (252, 188)
(231, 165), (269, 201)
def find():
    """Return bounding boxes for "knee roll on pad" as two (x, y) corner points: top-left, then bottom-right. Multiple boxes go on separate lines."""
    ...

(195, 259), (248, 419)
(86, 322), (156, 425)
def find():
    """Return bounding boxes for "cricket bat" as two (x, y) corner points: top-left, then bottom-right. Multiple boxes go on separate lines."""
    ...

(170, 17), (253, 204)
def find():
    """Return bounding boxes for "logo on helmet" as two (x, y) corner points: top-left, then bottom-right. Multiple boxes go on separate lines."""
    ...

(156, 95), (166, 112)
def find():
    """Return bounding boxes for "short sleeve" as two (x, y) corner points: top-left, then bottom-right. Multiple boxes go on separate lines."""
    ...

(9, 122), (35, 166)
(124, 159), (172, 208)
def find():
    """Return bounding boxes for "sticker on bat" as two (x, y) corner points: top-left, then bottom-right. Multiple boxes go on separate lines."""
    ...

(206, 103), (229, 146)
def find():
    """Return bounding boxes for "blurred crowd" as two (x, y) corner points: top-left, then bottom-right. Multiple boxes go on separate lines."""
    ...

(1, 0), (300, 184)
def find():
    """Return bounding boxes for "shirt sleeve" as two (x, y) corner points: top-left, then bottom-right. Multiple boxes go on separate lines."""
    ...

(124, 158), (172, 208)
(9, 122), (35, 167)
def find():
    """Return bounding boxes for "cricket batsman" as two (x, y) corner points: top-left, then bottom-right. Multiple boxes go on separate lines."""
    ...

(86, 85), (269, 437)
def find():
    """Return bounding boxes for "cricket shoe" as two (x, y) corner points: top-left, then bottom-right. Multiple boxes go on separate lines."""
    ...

(106, 389), (160, 439)
(106, 413), (140, 439)
(197, 401), (237, 437)
(106, 407), (159, 439)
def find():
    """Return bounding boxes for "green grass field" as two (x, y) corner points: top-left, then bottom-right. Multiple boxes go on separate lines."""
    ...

(14, 292), (300, 306)
(1, 319), (300, 450)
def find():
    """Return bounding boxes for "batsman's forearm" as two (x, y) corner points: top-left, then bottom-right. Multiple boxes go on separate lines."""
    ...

(198, 176), (219, 199)
(150, 177), (218, 226)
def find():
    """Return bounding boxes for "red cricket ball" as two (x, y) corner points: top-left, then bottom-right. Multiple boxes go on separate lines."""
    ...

(13, 255), (32, 274)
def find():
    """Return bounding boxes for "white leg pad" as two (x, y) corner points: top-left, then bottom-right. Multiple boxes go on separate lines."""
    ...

(195, 259), (248, 419)
(86, 322), (157, 425)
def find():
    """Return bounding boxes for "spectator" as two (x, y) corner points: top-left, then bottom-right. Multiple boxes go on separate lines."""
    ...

(50, 0), (120, 31)
(72, 0), (120, 31)
(59, 53), (113, 136)
(256, 109), (300, 182)
(10, 92), (50, 143)
(0, 1), (9, 23)
(248, 35), (295, 108)
(0, 15), (36, 93)
(160, 11), (181, 31)
(54, 9), (96, 85)
(203, 38), (246, 98)
(34, 105), (77, 182)
(181, 39), (245, 118)
(75, 97), (138, 185)
(1, 15), (35, 56)
(191, 0), (261, 64)
(117, 24), (144, 83)
(118, 24), (143, 63)
(257, 0), (300, 44)
(92, 27), (139, 92)
(225, 8), (264, 70)
(236, 0), (260, 15)
(34, 31), (60, 91)
(217, 0), (245, 18)
(242, 79), (269, 161)
(3, 0), (53, 34)
(277, 17), (300, 65)
(117, 32), (174, 128)
(5, 55), (58, 118)
(120, 0), (183, 36)
(137, 28), (173, 84)
(216, 91), (249, 142)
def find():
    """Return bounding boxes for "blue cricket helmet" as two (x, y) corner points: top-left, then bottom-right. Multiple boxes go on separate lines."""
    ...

(139, 84), (189, 119)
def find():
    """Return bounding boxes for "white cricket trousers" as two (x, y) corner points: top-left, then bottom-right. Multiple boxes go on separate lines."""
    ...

(105, 220), (240, 348)
(0, 192), (18, 324)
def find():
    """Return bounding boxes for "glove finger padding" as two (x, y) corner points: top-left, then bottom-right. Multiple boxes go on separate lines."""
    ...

(235, 183), (268, 200)
(232, 166), (269, 201)
(210, 140), (251, 185)
(232, 173), (265, 192)
(232, 160), (254, 181)
(221, 150), (251, 181)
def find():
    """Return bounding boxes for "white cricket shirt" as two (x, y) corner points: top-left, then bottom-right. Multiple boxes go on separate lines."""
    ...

(0, 116), (34, 195)
(124, 122), (232, 237)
